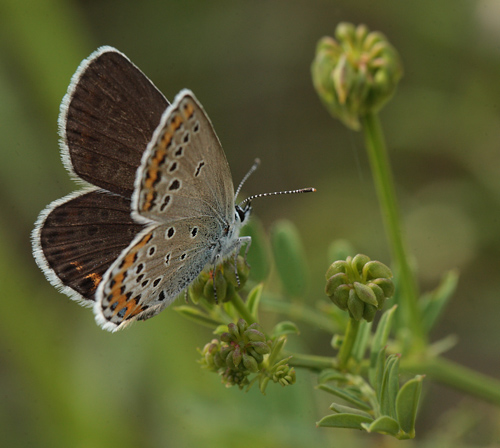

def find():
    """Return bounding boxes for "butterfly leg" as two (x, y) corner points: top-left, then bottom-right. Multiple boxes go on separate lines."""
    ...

(239, 236), (252, 267)
(212, 257), (221, 304)
(232, 236), (252, 287)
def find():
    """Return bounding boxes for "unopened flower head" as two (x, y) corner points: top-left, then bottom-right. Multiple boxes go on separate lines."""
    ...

(325, 254), (394, 322)
(312, 23), (403, 130)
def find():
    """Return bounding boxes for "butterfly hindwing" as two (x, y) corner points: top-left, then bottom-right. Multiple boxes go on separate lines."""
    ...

(32, 189), (144, 304)
(94, 217), (218, 330)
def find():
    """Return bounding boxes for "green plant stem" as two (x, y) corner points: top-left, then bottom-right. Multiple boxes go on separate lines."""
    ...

(360, 112), (425, 349)
(230, 292), (257, 325)
(337, 318), (360, 370)
(285, 352), (338, 371)
(402, 356), (500, 406)
(261, 295), (338, 333)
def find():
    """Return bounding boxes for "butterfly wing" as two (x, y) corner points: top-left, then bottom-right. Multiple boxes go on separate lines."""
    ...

(60, 46), (169, 197)
(32, 189), (144, 304)
(94, 91), (236, 331)
(94, 217), (217, 331)
(33, 46), (166, 305)
(132, 90), (235, 224)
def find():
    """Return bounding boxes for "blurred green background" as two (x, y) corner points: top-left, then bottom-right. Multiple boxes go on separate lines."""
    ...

(1, 0), (500, 446)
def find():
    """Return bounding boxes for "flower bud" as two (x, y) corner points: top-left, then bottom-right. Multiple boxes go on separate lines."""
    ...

(199, 339), (221, 371)
(228, 322), (241, 340)
(272, 365), (296, 387)
(249, 341), (271, 356)
(223, 256), (250, 290)
(312, 22), (403, 130)
(347, 288), (364, 321)
(242, 353), (259, 373)
(189, 256), (249, 304)
(244, 328), (267, 343)
(353, 281), (378, 306)
(325, 254), (394, 322)
(231, 345), (242, 368)
(222, 369), (250, 389)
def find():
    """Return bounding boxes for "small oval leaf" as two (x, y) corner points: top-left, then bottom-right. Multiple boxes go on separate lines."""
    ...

(370, 305), (397, 366)
(330, 403), (373, 419)
(317, 413), (373, 429)
(396, 375), (424, 436)
(318, 368), (348, 384)
(317, 384), (372, 410)
(246, 283), (263, 319)
(363, 415), (400, 436)
(271, 321), (300, 338)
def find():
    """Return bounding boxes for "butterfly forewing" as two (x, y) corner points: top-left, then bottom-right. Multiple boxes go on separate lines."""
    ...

(61, 47), (169, 197)
(133, 91), (235, 225)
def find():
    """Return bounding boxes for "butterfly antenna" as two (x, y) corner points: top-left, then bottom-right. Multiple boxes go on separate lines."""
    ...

(239, 187), (316, 207)
(235, 158), (261, 200)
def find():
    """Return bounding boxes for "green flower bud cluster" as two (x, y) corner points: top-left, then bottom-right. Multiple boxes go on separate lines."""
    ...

(312, 22), (403, 130)
(199, 319), (271, 389)
(272, 364), (296, 387)
(188, 256), (250, 304)
(325, 254), (394, 322)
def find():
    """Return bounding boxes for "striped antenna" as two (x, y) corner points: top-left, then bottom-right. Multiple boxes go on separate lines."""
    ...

(239, 187), (316, 207)
(236, 158), (316, 206)
(235, 158), (261, 200)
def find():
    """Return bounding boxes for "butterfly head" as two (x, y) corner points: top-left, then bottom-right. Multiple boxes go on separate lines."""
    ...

(235, 203), (252, 227)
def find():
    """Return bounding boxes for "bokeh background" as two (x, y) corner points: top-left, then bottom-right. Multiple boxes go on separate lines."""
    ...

(1, 0), (500, 446)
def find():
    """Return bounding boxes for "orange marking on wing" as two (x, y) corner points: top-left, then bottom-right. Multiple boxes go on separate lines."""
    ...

(170, 114), (183, 132)
(107, 234), (153, 309)
(142, 143), (169, 211)
(124, 302), (143, 319)
(70, 261), (83, 271)
(161, 131), (172, 147)
(85, 272), (102, 291)
(142, 112), (184, 212)
(183, 102), (194, 119)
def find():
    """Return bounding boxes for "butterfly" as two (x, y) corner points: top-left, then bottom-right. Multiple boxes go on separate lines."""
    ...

(32, 46), (314, 332)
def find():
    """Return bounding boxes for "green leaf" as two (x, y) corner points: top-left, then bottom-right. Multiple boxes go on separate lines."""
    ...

(267, 336), (287, 367)
(362, 415), (400, 436)
(317, 413), (373, 429)
(330, 403), (373, 419)
(379, 354), (400, 418)
(270, 220), (309, 298)
(317, 384), (372, 411)
(370, 346), (386, 395)
(259, 375), (271, 395)
(240, 217), (271, 283)
(351, 320), (372, 363)
(420, 270), (458, 332)
(173, 306), (222, 328)
(246, 283), (263, 320)
(271, 321), (300, 338)
(317, 369), (348, 384)
(213, 324), (229, 335)
(370, 305), (397, 367)
(396, 375), (424, 436)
